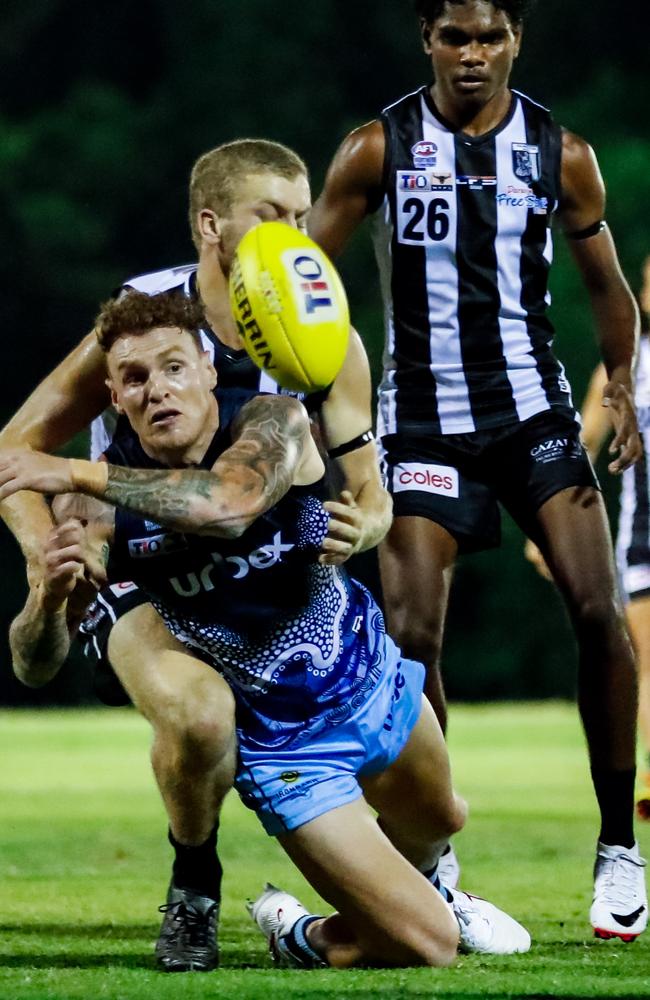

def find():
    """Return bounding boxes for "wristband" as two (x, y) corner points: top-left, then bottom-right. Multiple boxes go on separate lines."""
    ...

(69, 459), (109, 495)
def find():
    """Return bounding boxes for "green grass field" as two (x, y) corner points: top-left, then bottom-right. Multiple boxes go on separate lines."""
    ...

(1, 704), (649, 1000)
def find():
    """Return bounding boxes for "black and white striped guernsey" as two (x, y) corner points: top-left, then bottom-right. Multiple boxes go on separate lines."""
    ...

(372, 86), (575, 437)
(617, 338), (650, 597)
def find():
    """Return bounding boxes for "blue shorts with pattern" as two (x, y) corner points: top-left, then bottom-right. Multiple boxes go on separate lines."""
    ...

(234, 633), (425, 836)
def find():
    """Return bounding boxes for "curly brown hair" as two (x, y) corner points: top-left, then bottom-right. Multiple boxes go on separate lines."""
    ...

(95, 290), (206, 353)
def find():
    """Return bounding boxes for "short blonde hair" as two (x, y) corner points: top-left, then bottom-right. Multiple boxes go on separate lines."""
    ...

(188, 138), (308, 250)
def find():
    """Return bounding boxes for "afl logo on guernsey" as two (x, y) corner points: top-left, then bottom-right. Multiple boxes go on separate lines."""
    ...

(393, 463), (459, 498)
(411, 140), (438, 168)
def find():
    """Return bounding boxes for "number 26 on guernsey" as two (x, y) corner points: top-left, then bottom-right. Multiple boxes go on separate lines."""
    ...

(399, 196), (450, 244)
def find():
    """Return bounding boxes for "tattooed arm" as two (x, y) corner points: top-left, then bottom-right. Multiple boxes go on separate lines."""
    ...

(0, 396), (324, 538)
(10, 511), (114, 687)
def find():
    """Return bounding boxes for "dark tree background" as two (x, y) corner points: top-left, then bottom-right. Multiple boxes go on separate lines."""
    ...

(1, 0), (649, 706)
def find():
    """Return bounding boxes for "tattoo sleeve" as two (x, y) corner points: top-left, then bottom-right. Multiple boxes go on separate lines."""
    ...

(101, 397), (309, 536)
(10, 593), (71, 688)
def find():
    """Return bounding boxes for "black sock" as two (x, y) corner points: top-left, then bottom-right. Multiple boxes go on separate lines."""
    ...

(169, 824), (222, 901)
(591, 767), (636, 848)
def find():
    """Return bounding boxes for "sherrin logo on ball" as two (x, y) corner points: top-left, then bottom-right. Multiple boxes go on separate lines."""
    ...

(229, 221), (349, 393)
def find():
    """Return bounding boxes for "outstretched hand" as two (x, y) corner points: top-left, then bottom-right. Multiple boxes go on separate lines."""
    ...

(603, 381), (642, 474)
(0, 449), (74, 500)
(319, 490), (363, 566)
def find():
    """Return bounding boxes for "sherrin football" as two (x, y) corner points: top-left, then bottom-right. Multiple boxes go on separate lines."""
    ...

(229, 221), (349, 393)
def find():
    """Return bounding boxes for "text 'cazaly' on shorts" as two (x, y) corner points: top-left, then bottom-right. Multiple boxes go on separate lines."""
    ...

(234, 634), (426, 837)
(380, 410), (599, 553)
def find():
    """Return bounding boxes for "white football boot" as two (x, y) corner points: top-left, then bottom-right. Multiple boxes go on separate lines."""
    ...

(590, 841), (648, 941)
(448, 888), (531, 954)
(437, 844), (461, 890)
(247, 883), (325, 967)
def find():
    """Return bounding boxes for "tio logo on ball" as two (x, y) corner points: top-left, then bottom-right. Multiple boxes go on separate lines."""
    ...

(284, 249), (338, 323)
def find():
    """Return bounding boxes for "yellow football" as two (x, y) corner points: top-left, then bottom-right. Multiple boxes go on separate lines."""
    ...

(229, 221), (350, 393)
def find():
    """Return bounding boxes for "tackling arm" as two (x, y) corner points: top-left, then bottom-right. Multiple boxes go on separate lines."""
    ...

(559, 129), (641, 473)
(0, 332), (110, 573)
(318, 328), (392, 565)
(0, 396), (323, 538)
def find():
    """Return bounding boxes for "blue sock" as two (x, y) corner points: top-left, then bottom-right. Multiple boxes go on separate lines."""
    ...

(275, 914), (326, 968)
(422, 866), (453, 902)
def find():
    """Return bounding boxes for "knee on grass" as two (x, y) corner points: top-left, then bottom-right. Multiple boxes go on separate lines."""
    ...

(361, 917), (459, 969)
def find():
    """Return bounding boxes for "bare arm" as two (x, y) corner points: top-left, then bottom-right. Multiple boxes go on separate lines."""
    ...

(0, 331), (110, 572)
(0, 396), (323, 537)
(309, 125), (391, 561)
(309, 120), (385, 258)
(10, 515), (113, 687)
(579, 363), (611, 462)
(318, 328), (392, 564)
(558, 129), (641, 473)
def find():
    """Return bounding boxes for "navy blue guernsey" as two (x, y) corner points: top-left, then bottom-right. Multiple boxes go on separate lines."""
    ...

(104, 388), (385, 748)
(372, 87), (575, 436)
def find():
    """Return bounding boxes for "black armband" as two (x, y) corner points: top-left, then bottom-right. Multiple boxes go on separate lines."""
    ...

(328, 430), (374, 459)
(566, 220), (607, 241)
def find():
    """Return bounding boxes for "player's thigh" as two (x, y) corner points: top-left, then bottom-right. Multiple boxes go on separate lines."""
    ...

(279, 798), (458, 966)
(379, 516), (457, 628)
(497, 412), (606, 595)
(535, 486), (619, 601)
(360, 696), (466, 836)
(379, 434), (500, 630)
(107, 601), (235, 729)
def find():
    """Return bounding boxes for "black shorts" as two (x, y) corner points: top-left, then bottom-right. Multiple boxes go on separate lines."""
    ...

(380, 411), (599, 554)
(79, 582), (150, 706)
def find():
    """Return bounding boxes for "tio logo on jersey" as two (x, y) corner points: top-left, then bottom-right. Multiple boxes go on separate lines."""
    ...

(398, 170), (453, 192)
(128, 532), (187, 559)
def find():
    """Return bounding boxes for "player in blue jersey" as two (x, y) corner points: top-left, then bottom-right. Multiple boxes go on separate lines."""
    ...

(1, 289), (531, 968)
(0, 139), (395, 971)
(309, 0), (646, 939)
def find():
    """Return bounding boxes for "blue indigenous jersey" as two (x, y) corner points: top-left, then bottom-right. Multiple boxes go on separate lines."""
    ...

(105, 388), (386, 749)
